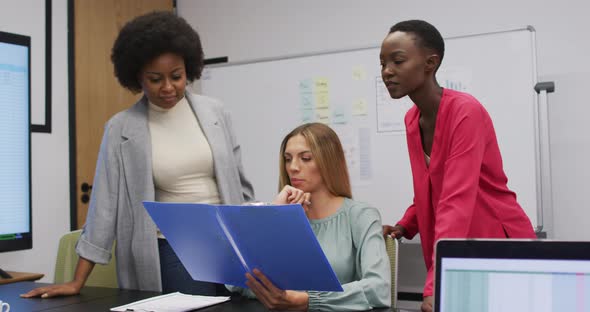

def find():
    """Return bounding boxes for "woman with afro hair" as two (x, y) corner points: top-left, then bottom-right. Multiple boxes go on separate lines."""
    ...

(23, 11), (254, 298)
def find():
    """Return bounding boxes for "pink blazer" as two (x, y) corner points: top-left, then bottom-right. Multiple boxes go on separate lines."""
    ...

(397, 88), (536, 297)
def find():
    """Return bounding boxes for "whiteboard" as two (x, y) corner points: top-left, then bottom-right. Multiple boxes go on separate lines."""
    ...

(201, 28), (540, 233)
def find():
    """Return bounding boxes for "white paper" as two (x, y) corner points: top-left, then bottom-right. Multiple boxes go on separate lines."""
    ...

(110, 292), (230, 312)
(334, 126), (372, 187)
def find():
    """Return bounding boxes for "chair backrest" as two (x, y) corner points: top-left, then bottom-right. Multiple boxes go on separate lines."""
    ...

(385, 235), (398, 308)
(54, 230), (118, 288)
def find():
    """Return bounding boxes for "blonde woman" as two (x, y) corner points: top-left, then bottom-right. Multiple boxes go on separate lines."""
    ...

(228, 123), (391, 311)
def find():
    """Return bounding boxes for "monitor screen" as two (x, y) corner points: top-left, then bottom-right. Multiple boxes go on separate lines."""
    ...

(436, 240), (590, 312)
(0, 30), (32, 252)
(440, 257), (590, 311)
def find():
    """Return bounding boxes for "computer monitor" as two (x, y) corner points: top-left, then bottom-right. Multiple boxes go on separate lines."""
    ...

(435, 239), (590, 312)
(0, 30), (32, 278)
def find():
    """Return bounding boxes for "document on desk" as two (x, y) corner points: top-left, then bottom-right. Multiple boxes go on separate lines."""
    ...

(143, 201), (343, 291)
(110, 292), (230, 312)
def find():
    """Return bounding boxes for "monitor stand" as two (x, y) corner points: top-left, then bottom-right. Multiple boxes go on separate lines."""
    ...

(0, 267), (13, 279)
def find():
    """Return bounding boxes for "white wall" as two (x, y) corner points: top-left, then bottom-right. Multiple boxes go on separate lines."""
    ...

(0, 0), (70, 282)
(178, 0), (590, 294)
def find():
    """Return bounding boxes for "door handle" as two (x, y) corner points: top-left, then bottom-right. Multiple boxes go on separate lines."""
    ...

(80, 182), (93, 203)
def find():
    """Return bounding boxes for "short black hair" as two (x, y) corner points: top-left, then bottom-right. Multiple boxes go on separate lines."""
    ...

(389, 20), (445, 69)
(111, 11), (204, 93)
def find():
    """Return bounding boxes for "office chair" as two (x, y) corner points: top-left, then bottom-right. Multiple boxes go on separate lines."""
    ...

(385, 235), (399, 308)
(54, 230), (118, 288)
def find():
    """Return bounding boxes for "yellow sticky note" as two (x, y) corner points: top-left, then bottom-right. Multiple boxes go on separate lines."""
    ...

(352, 99), (368, 116)
(316, 108), (330, 124)
(352, 66), (367, 81)
(314, 78), (330, 109)
(315, 93), (329, 109)
(314, 78), (329, 93)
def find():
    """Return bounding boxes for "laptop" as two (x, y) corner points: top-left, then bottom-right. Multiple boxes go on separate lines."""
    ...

(434, 239), (590, 312)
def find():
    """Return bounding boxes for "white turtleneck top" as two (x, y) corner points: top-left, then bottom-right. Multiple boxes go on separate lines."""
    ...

(148, 96), (221, 206)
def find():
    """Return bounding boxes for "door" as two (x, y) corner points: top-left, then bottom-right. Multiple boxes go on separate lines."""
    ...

(74, 0), (173, 229)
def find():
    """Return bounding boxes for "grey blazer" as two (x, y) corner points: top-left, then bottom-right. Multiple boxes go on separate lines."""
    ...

(76, 93), (254, 291)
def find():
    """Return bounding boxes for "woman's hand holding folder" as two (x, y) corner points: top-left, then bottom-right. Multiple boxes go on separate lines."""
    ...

(246, 268), (309, 311)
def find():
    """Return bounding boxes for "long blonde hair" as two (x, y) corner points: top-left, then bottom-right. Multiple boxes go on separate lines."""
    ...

(278, 123), (352, 198)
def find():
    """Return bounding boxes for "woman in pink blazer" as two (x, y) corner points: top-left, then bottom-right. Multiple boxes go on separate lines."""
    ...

(379, 20), (536, 312)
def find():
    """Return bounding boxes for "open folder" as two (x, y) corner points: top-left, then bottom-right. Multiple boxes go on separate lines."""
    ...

(143, 201), (343, 292)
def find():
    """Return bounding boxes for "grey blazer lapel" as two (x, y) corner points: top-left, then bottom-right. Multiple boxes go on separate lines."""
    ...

(120, 98), (155, 209)
(187, 93), (232, 204)
(188, 93), (220, 138)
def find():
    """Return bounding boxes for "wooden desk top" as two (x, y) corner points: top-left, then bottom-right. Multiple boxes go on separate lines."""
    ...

(0, 271), (44, 285)
(2, 282), (414, 311)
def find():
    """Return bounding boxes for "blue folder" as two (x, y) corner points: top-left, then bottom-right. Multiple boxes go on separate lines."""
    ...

(143, 201), (343, 291)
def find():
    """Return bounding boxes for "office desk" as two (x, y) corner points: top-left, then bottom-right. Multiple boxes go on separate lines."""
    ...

(0, 271), (44, 285)
(2, 282), (418, 311)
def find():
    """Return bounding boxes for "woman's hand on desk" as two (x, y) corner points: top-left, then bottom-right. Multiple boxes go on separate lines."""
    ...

(22, 256), (93, 299)
(20, 281), (83, 298)
(245, 268), (309, 311)
(273, 185), (312, 213)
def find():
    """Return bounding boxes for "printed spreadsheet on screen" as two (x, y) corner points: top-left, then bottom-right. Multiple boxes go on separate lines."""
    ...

(0, 32), (31, 251)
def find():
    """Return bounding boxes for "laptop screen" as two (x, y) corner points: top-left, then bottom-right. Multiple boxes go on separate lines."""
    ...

(435, 240), (590, 312)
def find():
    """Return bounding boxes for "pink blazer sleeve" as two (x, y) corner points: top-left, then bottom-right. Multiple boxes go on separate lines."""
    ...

(397, 201), (419, 239)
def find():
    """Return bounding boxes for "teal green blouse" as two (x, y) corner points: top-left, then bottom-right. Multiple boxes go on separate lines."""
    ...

(228, 198), (391, 311)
